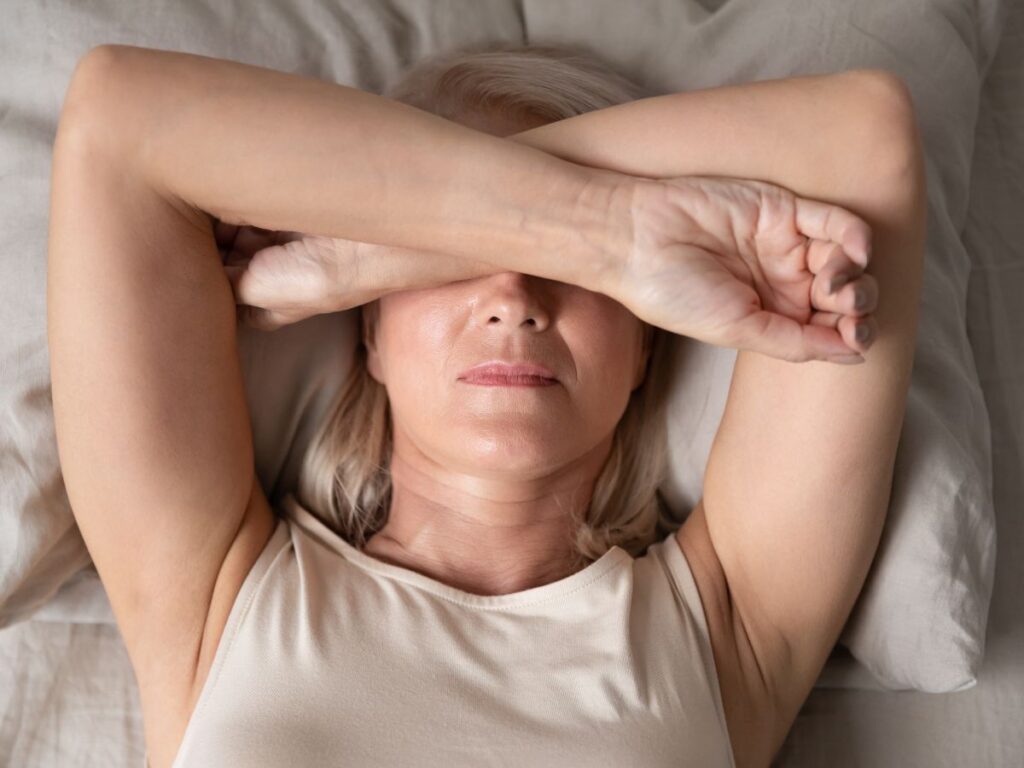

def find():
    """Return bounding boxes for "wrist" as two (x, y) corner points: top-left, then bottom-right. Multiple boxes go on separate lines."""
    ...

(537, 168), (635, 298)
(343, 241), (502, 300)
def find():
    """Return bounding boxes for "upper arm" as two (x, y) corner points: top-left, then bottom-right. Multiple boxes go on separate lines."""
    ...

(674, 72), (927, 765)
(509, 67), (911, 202)
(48, 47), (274, 711)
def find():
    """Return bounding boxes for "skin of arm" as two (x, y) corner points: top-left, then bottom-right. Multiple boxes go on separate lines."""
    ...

(62, 45), (629, 294)
(510, 69), (905, 190)
(274, 66), (905, 305)
(219, 66), (899, 347)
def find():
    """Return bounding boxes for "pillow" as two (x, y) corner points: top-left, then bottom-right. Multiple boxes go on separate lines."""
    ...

(0, 0), (1004, 693)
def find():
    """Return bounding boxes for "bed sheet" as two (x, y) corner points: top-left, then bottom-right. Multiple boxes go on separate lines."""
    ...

(2, 6), (1023, 768)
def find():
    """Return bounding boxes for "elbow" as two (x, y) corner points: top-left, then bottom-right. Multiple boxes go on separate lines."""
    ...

(848, 68), (927, 188)
(54, 45), (158, 190)
(64, 45), (123, 116)
(55, 45), (127, 155)
(839, 68), (928, 252)
(72, 43), (124, 80)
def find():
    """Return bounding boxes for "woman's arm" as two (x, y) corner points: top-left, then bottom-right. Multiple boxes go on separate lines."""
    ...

(509, 68), (908, 193)
(62, 44), (629, 292)
(337, 68), (909, 301)
(228, 66), (906, 329)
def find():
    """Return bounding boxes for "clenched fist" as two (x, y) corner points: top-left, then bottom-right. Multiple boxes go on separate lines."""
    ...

(614, 176), (877, 364)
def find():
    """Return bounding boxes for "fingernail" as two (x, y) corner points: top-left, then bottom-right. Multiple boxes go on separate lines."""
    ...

(827, 353), (865, 365)
(855, 323), (872, 344)
(854, 287), (868, 311)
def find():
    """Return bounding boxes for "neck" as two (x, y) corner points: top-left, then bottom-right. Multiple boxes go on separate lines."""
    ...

(362, 431), (614, 596)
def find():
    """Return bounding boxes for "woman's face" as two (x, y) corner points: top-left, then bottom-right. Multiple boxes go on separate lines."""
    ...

(362, 106), (652, 480)
(363, 273), (651, 479)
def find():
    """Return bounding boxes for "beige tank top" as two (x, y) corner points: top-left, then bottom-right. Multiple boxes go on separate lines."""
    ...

(161, 494), (736, 767)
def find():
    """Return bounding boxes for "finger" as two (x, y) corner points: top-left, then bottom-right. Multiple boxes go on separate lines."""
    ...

(808, 310), (843, 328)
(807, 241), (859, 302)
(224, 263), (264, 309)
(837, 313), (878, 354)
(729, 309), (865, 364)
(811, 310), (877, 352)
(806, 240), (860, 280)
(794, 197), (872, 267)
(830, 275), (879, 318)
(807, 242), (879, 316)
(812, 266), (879, 318)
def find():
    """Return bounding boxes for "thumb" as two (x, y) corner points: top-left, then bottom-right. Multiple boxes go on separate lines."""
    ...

(223, 263), (262, 307)
(730, 310), (865, 365)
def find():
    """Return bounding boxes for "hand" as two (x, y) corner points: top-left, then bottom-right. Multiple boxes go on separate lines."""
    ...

(213, 221), (501, 331)
(618, 176), (877, 364)
(214, 222), (370, 331)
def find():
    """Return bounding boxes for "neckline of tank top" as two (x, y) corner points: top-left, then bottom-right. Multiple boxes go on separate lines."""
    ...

(277, 493), (635, 610)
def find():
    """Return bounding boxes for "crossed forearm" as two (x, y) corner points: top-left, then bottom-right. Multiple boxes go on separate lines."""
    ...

(351, 67), (898, 297)
(61, 45), (896, 305)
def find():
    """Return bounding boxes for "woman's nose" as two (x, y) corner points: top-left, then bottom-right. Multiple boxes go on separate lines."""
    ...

(474, 272), (551, 331)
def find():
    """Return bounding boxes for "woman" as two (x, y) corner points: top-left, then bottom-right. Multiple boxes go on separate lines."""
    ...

(47, 41), (925, 768)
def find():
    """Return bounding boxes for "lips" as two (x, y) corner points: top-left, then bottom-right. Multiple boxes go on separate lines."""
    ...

(458, 361), (558, 387)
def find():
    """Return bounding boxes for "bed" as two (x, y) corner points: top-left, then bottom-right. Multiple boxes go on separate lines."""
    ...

(1, 0), (1021, 765)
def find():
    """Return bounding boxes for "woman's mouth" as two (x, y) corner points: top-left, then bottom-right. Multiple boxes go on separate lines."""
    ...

(459, 373), (557, 387)
(457, 361), (559, 387)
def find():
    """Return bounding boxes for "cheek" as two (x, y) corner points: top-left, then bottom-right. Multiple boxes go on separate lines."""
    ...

(573, 309), (641, 392)
(379, 293), (453, 365)
(569, 313), (641, 421)
(377, 300), (456, 424)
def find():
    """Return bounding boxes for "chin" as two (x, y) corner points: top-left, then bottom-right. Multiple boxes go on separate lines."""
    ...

(453, 434), (567, 476)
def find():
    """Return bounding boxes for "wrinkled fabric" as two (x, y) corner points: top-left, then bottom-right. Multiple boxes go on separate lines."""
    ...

(166, 495), (735, 768)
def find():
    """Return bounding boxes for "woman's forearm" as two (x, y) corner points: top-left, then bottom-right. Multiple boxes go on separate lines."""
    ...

(60, 44), (631, 294)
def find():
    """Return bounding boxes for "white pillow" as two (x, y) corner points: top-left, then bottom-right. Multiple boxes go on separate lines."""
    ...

(0, 0), (1004, 693)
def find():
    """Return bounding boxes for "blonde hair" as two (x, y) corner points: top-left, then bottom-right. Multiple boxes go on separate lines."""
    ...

(296, 42), (676, 567)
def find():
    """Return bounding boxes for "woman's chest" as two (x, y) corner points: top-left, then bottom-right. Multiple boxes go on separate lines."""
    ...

(166, 611), (733, 767)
